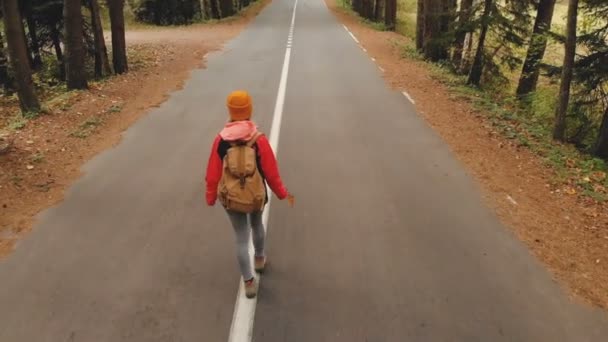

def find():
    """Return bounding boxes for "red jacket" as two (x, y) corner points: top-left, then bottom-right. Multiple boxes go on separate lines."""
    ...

(205, 134), (288, 206)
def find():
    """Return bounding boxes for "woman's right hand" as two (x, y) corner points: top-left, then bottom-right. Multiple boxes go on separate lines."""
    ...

(287, 194), (295, 208)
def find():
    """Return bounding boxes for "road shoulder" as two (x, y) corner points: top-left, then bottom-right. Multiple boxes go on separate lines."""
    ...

(0, 0), (271, 258)
(325, 0), (608, 309)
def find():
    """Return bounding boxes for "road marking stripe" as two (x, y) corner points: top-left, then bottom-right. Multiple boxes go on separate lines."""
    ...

(402, 91), (415, 104)
(506, 195), (518, 206)
(347, 30), (360, 44)
(378, 66), (385, 72)
(342, 24), (360, 44)
(227, 0), (298, 341)
(361, 47), (367, 52)
(371, 57), (376, 61)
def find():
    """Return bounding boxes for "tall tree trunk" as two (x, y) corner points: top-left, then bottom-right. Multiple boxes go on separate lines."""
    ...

(365, 0), (375, 19)
(108, 0), (128, 74)
(89, 0), (112, 77)
(219, 0), (235, 17)
(200, 0), (207, 20)
(594, 105), (608, 160)
(23, 0), (42, 69)
(0, 30), (12, 94)
(440, 0), (456, 34)
(422, 0), (448, 61)
(516, 0), (556, 97)
(21, 19), (35, 68)
(553, 0), (578, 141)
(375, 0), (384, 22)
(353, 0), (361, 15)
(467, 0), (492, 85)
(362, 0), (374, 19)
(462, 31), (474, 70)
(384, 0), (396, 31)
(209, 0), (221, 19)
(369, 0), (376, 19)
(358, 0), (366, 16)
(452, 0), (474, 68)
(51, 26), (65, 81)
(64, 0), (88, 89)
(416, 0), (424, 50)
(1, 0), (40, 112)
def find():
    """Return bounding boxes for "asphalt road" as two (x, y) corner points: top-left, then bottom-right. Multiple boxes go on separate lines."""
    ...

(1, 0), (607, 341)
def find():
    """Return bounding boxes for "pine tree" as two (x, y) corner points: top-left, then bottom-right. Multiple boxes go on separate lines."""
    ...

(467, 0), (492, 85)
(33, 0), (65, 79)
(385, 0), (397, 31)
(465, 0), (530, 86)
(596, 107), (608, 159)
(0, 13), (12, 93)
(553, 0), (579, 141)
(516, 0), (557, 97)
(89, 0), (112, 77)
(108, 0), (128, 74)
(375, 0), (384, 22)
(416, 0), (424, 50)
(452, 0), (474, 69)
(575, 0), (608, 157)
(422, 0), (449, 61)
(1, 0), (40, 112)
(22, 0), (43, 69)
(64, 0), (88, 89)
(219, 0), (236, 18)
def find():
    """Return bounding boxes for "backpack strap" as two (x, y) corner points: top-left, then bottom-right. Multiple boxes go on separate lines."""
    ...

(246, 132), (264, 147)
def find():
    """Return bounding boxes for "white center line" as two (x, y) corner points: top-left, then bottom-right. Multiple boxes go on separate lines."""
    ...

(227, 0), (298, 341)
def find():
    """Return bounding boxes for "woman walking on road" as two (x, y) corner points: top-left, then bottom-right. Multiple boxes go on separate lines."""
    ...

(205, 90), (294, 299)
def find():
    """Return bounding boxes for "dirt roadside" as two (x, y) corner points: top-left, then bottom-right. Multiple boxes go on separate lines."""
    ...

(325, 0), (608, 309)
(0, 1), (269, 257)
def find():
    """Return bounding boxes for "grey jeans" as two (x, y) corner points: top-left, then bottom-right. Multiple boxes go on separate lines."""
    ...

(226, 210), (265, 281)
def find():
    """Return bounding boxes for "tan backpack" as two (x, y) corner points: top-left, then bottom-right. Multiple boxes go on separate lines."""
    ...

(218, 132), (266, 213)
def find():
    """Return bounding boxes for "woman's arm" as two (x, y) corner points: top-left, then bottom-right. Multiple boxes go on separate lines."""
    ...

(256, 135), (289, 199)
(205, 136), (223, 205)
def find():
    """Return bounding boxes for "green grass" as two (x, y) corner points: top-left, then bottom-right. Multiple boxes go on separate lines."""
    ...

(29, 152), (45, 164)
(70, 117), (102, 139)
(8, 117), (27, 131)
(45, 89), (79, 112)
(417, 59), (608, 200)
(107, 104), (123, 113)
(378, 0), (608, 201)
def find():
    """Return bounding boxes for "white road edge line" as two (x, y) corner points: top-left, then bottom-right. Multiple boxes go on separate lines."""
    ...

(342, 24), (360, 44)
(402, 91), (415, 104)
(348, 30), (360, 44)
(506, 195), (518, 206)
(371, 57), (376, 61)
(361, 47), (367, 52)
(227, 0), (298, 341)
(378, 66), (385, 72)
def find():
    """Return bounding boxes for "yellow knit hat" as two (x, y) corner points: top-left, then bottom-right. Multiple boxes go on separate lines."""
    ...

(226, 90), (253, 121)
